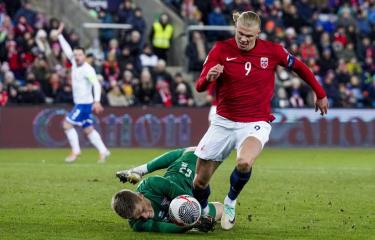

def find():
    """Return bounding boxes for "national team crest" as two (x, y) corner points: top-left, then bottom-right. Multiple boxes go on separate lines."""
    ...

(260, 57), (268, 69)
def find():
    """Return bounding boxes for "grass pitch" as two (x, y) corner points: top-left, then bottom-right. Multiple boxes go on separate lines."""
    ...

(0, 148), (374, 240)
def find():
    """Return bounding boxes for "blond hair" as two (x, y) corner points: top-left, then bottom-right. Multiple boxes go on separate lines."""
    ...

(233, 11), (261, 28)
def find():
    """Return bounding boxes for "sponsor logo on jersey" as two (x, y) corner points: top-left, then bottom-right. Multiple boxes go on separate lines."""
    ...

(226, 57), (237, 61)
(260, 57), (268, 69)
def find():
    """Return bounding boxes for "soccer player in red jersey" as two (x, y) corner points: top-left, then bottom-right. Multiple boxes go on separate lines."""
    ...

(192, 11), (328, 230)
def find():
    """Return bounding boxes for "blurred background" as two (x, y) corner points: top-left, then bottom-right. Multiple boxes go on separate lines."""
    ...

(0, 0), (374, 148)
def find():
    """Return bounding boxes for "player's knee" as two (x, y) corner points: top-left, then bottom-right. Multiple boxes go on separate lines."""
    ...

(83, 126), (94, 135)
(193, 177), (209, 189)
(63, 121), (73, 130)
(236, 158), (253, 172)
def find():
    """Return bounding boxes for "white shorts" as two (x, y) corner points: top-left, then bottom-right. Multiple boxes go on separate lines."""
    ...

(208, 105), (217, 122)
(195, 114), (272, 161)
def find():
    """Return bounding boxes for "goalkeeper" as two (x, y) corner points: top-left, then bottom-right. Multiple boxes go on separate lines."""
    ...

(112, 147), (223, 233)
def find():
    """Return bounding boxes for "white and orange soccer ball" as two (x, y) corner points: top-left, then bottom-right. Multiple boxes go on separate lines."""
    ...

(168, 195), (201, 227)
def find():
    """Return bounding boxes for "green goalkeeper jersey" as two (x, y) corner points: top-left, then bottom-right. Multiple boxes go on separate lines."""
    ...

(163, 149), (196, 195)
(129, 176), (187, 233)
(128, 148), (216, 233)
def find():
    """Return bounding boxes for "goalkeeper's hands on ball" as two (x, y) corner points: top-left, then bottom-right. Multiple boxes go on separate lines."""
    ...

(192, 215), (216, 233)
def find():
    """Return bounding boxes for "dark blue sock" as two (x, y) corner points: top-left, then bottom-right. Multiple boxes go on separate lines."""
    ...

(192, 185), (210, 209)
(228, 167), (252, 201)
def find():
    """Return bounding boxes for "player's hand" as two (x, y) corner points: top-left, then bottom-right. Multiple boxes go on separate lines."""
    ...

(93, 102), (103, 114)
(116, 169), (142, 184)
(315, 96), (328, 116)
(193, 215), (216, 232)
(57, 22), (64, 35)
(207, 64), (224, 82)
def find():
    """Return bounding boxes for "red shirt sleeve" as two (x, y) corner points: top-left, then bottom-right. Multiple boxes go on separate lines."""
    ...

(275, 44), (326, 99)
(195, 43), (222, 92)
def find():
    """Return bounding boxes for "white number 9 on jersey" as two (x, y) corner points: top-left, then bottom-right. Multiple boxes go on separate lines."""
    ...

(245, 62), (251, 76)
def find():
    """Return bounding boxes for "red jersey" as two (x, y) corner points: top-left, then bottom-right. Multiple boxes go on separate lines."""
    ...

(196, 38), (326, 122)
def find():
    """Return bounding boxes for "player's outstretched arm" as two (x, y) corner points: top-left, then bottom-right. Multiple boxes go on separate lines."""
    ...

(276, 45), (328, 116)
(56, 22), (74, 61)
(292, 59), (328, 115)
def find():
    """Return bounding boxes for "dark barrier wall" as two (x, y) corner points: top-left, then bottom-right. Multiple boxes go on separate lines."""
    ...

(1, 107), (375, 148)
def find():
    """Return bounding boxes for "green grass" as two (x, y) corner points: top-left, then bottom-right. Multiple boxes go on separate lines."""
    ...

(0, 148), (374, 240)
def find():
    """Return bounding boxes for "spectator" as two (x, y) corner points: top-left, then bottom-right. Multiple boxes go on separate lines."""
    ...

(347, 57), (362, 76)
(123, 30), (143, 72)
(170, 72), (194, 107)
(149, 13), (174, 61)
(30, 55), (49, 94)
(128, 7), (146, 44)
(118, 46), (137, 74)
(103, 50), (120, 82)
(152, 59), (173, 85)
(0, 15), (14, 59)
(347, 75), (364, 107)
(185, 31), (208, 73)
(44, 72), (62, 103)
(6, 40), (24, 79)
(18, 80), (45, 104)
(318, 49), (336, 76)
(14, 15), (33, 38)
(55, 83), (73, 104)
(337, 42), (356, 62)
(299, 35), (319, 61)
(98, 8), (115, 48)
(338, 83), (351, 107)
(137, 69), (154, 105)
(207, 7), (229, 41)
(153, 79), (172, 107)
(107, 82), (129, 106)
(139, 44), (158, 69)
(282, 4), (303, 32)
(366, 80), (375, 107)
(323, 70), (341, 107)
(227, 0), (252, 14)
(276, 87), (289, 108)
(0, 82), (8, 106)
(357, 37), (374, 62)
(172, 82), (194, 107)
(117, 0), (134, 23)
(335, 59), (351, 85)
(14, 0), (36, 26)
(288, 78), (305, 108)
(119, 70), (136, 106)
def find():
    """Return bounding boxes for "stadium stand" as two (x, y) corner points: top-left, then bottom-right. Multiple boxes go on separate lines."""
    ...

(0, 0), (374, 108)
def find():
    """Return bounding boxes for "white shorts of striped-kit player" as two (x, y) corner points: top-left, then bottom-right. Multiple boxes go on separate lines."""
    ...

(195, 114), (272, 161)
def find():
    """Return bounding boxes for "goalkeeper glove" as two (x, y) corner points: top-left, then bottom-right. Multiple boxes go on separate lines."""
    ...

(193, 215), (216, 232)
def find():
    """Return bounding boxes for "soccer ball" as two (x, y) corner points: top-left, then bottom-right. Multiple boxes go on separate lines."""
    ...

(169, 195), (201, 227)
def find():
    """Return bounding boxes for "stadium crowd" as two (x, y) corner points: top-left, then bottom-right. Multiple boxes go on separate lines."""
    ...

(0, 0), (194, 107)
(0, 0), (374, 108)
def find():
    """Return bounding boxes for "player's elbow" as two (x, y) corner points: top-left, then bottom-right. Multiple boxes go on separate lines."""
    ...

(195, 82), (206, 92)
(196, 86), (205, 92)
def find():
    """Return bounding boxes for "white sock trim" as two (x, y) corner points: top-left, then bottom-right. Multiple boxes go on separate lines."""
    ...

(202, 206), (210, 215)
(224, 195), (237, 207)
(132, 164), (148, 175)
